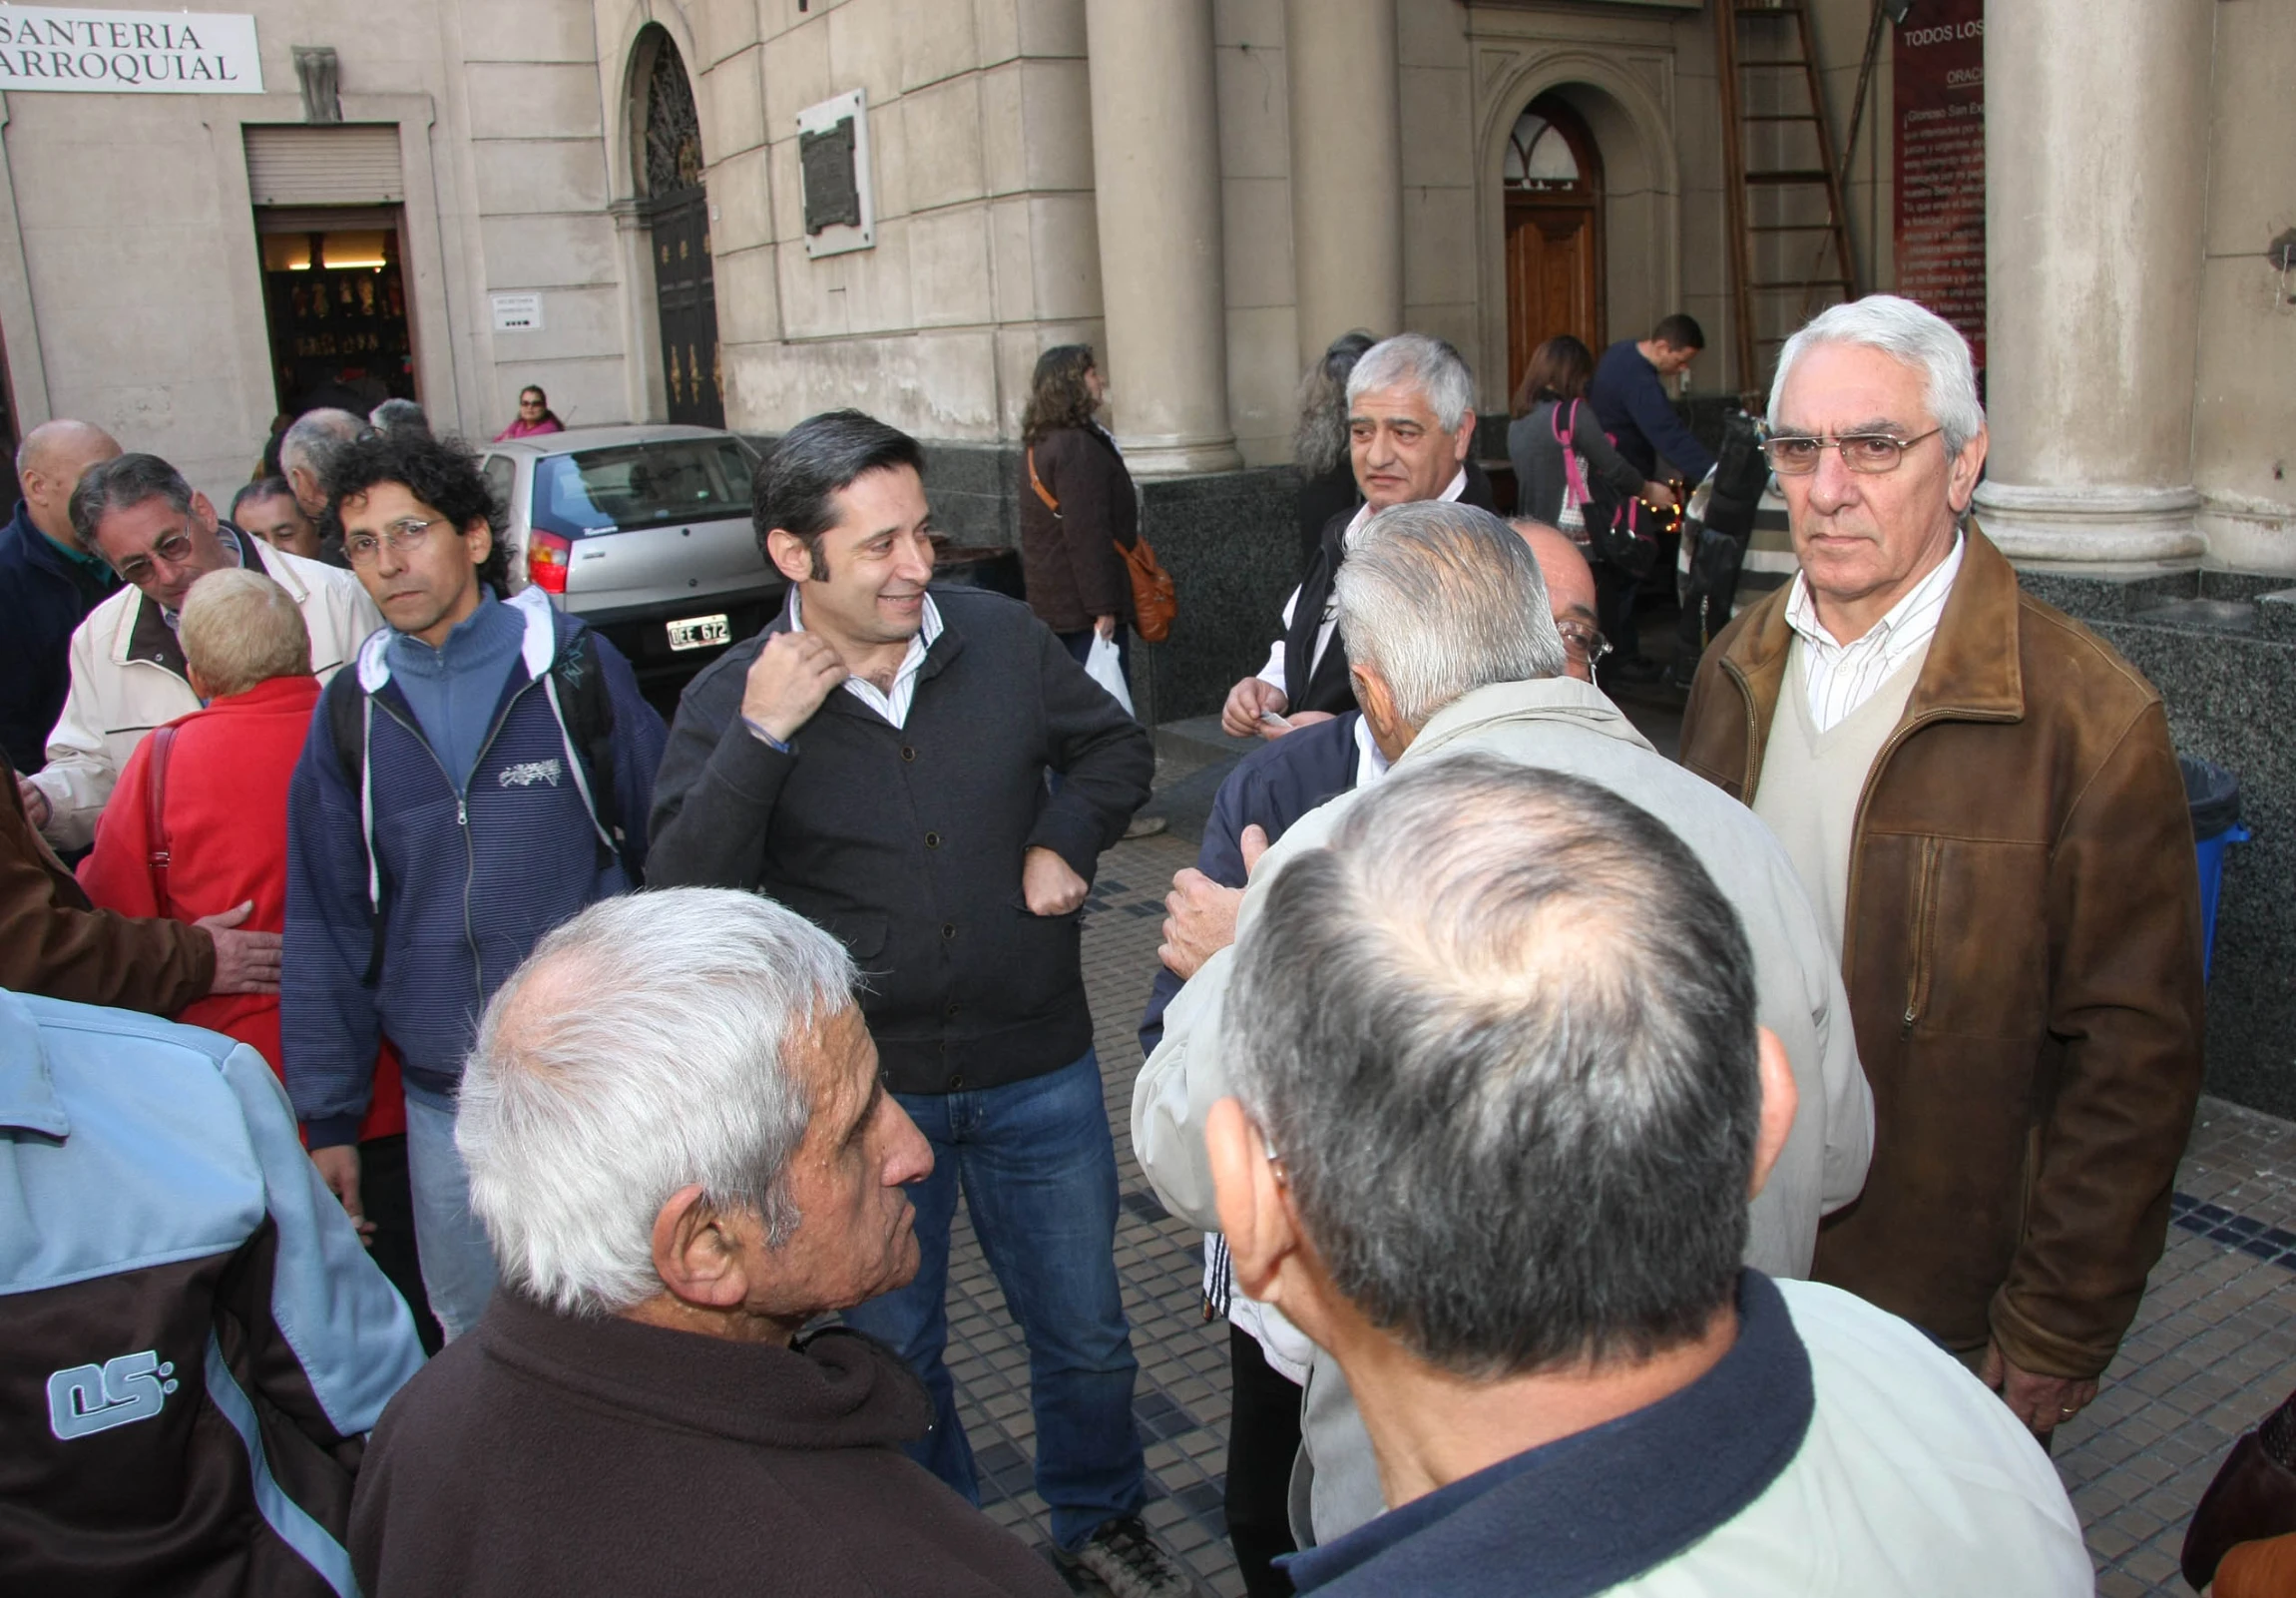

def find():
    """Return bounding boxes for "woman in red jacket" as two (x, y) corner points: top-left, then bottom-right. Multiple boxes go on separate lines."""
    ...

(79, 567), (439, 1349)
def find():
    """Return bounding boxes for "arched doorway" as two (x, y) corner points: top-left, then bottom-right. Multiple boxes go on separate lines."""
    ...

(1504, 94), (1604, 404)
(634, 30), (722, 427)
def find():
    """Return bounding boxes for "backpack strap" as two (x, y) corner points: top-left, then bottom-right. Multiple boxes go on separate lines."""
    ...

(1026, 446), (1061, 517)
(544, 627), (632, 880)
(144, 725), (179, 920)
(320, 669), (388, 985)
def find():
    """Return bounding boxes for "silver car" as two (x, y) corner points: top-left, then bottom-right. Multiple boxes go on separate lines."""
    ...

(479, 424), (782, 678)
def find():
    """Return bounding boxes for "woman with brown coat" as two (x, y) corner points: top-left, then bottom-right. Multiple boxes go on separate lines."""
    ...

(1020, 345), (1138, 685)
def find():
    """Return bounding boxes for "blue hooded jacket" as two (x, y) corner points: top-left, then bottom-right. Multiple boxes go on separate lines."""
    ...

(281, 587), (666, 1147)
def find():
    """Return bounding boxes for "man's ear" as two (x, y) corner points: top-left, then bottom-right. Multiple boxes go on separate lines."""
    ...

(1452, 408), (1477, 464)
(1206, 1097), (1299, 1308)
(1948, 423), (1989, 516)
(1746, 1026), (1800, 1200)
(765, 528), (814, 584)
(650, 1183), (751, 1310)
(191, 490), (220, 532)
(461, 515), (494, 566)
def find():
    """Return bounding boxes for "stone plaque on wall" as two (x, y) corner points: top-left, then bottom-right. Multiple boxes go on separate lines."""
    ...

(1894, 0), (1986, 373)
(797, 89), (875, 260)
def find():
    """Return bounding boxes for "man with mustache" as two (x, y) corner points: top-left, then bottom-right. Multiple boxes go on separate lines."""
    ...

(647, 410), (1187, 1597)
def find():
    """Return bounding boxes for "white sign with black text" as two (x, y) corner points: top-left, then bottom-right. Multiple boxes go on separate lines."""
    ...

(491, 293), (544, 332)
(0, 6), (262, 94)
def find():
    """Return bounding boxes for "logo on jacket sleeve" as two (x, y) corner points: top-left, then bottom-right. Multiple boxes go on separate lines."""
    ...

(48, 1350), (179, 1439)
(498, 758), (563, 789)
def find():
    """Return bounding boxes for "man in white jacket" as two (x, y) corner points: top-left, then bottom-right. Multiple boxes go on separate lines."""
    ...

(1134, 500), (1873, 1543)
(22, 453), (380, 851)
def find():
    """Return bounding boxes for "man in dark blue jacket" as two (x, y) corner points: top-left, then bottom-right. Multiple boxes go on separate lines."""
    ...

(646, 411), (1184, 1597)
(282, 429), (666, 1342)
(0, 419), (120, 775)
(1591, 314), (1715, 680)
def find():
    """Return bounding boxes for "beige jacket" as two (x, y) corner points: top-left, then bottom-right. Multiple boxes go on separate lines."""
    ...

(29, 539), (380, 851)
(1131, 677), (1874, 1541)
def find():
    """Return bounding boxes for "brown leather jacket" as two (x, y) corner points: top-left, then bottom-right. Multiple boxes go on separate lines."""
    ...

(0, 755), (212, 1011)
(1679, 526), (2204, 1378)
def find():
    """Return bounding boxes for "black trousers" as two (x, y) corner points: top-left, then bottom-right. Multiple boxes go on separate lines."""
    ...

(359, 1133), (445, 1355)
(1225, 1324), (1302, 1596)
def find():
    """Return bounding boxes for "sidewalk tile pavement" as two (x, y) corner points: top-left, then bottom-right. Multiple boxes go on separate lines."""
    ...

(933, 833), (2289, 1596)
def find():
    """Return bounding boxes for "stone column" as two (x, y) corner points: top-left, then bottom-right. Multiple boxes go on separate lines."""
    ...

(1973, 0), (2211, 564)
(1083, 0), (1242, 475)
(1285, 0), (1403, 367)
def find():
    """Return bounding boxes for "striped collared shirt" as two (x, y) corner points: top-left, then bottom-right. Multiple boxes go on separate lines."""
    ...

(1783, 534), (1963, 734)
(787, 589), (944, 730)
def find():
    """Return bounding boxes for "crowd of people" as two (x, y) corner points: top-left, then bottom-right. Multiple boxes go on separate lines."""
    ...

(0, 294), (2237, 1597)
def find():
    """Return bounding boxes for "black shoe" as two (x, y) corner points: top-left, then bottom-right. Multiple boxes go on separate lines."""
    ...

(1057, 1515), (1204, 1597)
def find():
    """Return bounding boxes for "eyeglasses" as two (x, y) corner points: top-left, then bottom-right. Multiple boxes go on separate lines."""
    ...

(344, 516), (449, 567)
(1557, 619), (1611, 671)
(519, 399), (545, 409)
(1762, 428), (1943, 475)
(112, 527), (200, 587)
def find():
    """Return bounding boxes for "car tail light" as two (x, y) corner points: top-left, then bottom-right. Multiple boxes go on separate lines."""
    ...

(527, 530), (572, 594)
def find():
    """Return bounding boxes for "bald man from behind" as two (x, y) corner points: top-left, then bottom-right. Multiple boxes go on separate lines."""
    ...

(1, 420), (122, 777)
(1510, 518), (1606, 684)
(279, 408), (367, 567)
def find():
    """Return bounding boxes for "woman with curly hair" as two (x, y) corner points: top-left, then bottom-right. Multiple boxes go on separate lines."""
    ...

(1019, 343), (1138, 683)
(1292, 330), (1375, 569)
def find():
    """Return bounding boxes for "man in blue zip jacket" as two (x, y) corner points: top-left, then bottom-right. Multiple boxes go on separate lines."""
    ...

(282, 429), (667, 1341)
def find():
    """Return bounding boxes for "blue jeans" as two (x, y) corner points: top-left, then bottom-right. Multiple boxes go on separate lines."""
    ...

(401, 1087), (499, 1342)
(841, 1049), (1146, 1549)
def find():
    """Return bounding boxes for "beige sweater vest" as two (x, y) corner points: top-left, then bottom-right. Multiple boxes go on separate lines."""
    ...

(1751, 640), (1929, 964)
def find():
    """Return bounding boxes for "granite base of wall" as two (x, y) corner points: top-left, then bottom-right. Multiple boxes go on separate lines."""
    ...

(2016, 563), (2296, 1120)
(1134, 468), (1302, 725)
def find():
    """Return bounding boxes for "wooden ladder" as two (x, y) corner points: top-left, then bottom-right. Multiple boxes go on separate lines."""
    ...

(1713, 0), (1861, 400)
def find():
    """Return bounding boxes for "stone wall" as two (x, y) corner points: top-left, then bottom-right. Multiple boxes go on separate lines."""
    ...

(2017, 565), (2296, 1119)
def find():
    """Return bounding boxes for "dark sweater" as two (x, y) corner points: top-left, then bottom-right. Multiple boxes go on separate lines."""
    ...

(1590, 340), (1716, 484)
(350, 1294), (1069, 1598)
(646, 586), (1153, 1095)
(0, 500), (117, 775)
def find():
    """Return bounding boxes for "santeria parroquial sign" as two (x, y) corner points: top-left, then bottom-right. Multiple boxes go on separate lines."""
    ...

(0, 6), (262, 94)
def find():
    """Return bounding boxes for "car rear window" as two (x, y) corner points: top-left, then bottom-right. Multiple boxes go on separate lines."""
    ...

(530, 439), (755, 537)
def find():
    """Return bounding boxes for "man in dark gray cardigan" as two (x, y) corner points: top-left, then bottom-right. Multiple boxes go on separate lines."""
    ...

(648, 411), (1190, 1597)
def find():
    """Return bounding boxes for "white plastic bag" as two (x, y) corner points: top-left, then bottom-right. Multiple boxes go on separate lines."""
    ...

(1084, 633), (1135, 717)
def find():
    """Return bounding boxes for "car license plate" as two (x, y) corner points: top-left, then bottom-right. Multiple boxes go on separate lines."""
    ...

(667, 613), (730, 651)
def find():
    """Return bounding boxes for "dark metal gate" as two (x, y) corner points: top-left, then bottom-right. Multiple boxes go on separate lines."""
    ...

(640, 33), (722, 427)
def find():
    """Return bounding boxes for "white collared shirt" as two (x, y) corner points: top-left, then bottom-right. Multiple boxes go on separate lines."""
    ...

(1352, 712), (1392, 789)
(786, 589), (944, 731)
(1783, 534), (1963, 734)
(1256, 467), (1471, 694)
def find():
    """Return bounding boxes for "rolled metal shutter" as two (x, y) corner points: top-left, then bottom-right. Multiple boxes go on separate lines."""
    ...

(243, 125), (404, 207)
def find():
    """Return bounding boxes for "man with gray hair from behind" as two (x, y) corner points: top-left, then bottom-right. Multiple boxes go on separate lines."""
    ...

(278, 407), (367, 566)
(346, 887), (1071, 1598)
(1138, 498), (1871, 1544)
(1200, 757), (2090, 1594)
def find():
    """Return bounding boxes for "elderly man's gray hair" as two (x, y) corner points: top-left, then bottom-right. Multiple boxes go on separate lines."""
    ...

(1228, 756), (1761, 1377)
(279, 407), (367, 478)
(1346, 332), (1476, 433)
(456, 888), (857, 1318)
(1334, 500), (1570, 727)
(1768, 293), (1986, 459)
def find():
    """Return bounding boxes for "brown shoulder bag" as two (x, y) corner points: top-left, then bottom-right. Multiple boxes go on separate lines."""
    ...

(1027, 445), (1176, 644)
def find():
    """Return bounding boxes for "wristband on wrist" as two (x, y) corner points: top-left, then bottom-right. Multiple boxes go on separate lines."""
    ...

(741, 716), (792, 754)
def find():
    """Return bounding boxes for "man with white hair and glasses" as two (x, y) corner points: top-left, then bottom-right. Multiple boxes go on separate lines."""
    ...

(1138, 499), (1870, 1543)
(1679, 293), (2204, 1442)
(346, 888), (1069, 1598)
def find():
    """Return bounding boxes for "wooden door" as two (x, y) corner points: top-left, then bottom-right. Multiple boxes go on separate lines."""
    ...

(651, 191), (723, 428)
(1503, 95), (1605, 404)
